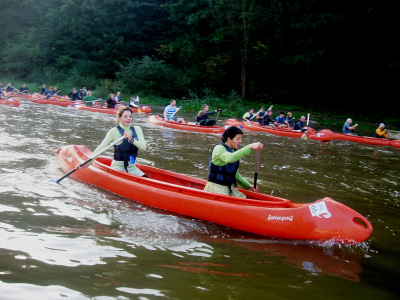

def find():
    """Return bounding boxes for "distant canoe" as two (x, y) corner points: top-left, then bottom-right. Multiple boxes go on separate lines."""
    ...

(30, 95), (75, 107)
(225, 119), (334, 141)
(71, 104), (151, 114)
(147, 115), (225, 134)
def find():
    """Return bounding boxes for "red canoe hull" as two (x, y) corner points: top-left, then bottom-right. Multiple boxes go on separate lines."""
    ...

(29, 95), (76, 107)
(319, 129), (400, 147)
(147, 115), (226, 134)
(55, 145), (373, 242)
(0, 97), (21, 106)
(231, 120), (334, 141)
(72, 104), (151, 114)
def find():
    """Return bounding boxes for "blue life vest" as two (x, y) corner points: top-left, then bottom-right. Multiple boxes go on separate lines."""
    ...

(114, 126), (138, 169)
(208, 143), (240, 187)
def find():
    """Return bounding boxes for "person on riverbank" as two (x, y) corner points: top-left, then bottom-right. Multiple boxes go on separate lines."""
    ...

(164, 99), (185, 123)
(197, 104), (220, 126)
(78, 106), (147, 176)
(375, 123), (390, 139)
(204, 126), (263, 198)
(242, 108), (254, 121)
(343, 118), (358, 135)
(83, 90), (102, 106)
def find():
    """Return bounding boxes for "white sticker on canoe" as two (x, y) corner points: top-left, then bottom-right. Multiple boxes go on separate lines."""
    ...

(309, 201), (332, 218)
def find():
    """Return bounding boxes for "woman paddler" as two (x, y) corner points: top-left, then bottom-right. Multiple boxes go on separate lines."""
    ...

(204, 126), (263, 198)
(78, 106), (147, 176)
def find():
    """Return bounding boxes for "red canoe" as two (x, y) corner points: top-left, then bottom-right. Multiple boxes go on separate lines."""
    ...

(71, 103), (151, 114)
(55, 144), (373, 243)
(0, 97), (21, 106)
(147, 115), (226, 134)
(3, 91), (32, 99)
(319, 129), (400, 147)
(227, 119), (334, 141)
(29, 95), (76, 107)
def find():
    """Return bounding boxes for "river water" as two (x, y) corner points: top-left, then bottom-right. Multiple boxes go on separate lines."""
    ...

(0, 100), (399, 299)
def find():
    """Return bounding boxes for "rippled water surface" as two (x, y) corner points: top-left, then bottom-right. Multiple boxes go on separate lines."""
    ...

(1, 100), (399, 299)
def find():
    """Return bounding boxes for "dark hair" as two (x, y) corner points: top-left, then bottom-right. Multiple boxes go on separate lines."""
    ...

(222, 126), (243, 143)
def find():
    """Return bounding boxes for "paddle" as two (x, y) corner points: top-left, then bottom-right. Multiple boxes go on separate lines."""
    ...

(301, 113), (310, 140)
(250, 110), (260, 120)
(46, 90), (61, 99)
(163, 107), (181, 126)
(53, 136), (124, 183)
(254, 150), (260, 189)
(214, 108), (222, 124)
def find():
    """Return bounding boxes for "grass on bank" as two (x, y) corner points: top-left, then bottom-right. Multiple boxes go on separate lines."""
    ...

(2, 78), (397, 136)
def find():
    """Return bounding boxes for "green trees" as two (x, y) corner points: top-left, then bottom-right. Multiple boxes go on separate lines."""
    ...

(0, 0), (398, 117)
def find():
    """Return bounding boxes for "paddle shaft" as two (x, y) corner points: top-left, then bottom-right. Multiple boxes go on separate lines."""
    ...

(163, 107), (181, 126)
(254, 150), (260, 189)
(55, 136), (124, 183)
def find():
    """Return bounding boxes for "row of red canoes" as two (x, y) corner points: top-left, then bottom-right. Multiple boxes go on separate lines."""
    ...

(55, 144), (373, 243)
(25, 93), (151, 114)
(225, 119), (400, 148)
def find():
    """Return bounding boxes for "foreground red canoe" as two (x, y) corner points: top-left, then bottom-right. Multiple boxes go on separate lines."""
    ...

(0, 97), (21, 106)
(319, 129), (400, 147)
(71, 103), (151, 114)
(225, 119), (334, 141)
(55, 144), (373, 242)
(147, 115), (226, 134)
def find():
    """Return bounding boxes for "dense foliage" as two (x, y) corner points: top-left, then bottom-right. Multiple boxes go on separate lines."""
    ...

(1, 0), (398, 119)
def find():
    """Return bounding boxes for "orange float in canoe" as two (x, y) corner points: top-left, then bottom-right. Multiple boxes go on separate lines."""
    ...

(55, 144), (373, 243)
(147, 115), (226, 134)
(0, 97), (21, 106)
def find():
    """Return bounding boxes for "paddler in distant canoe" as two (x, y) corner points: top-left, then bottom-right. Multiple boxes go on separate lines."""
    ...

(77, 106), (147, 176)
(242, 108), (254, 122)
(197, 104), (220, 126)
(375, 123), (390, 139)
(343, 118), (358, 135)
(204, 126), (263, 198)
(83, 90), (102, 106)
(164, 99), (185, 123)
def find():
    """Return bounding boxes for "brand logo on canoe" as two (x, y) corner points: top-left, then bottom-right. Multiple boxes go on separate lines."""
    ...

(309, 201), (331, 218)
(268, 215), (293, 222)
